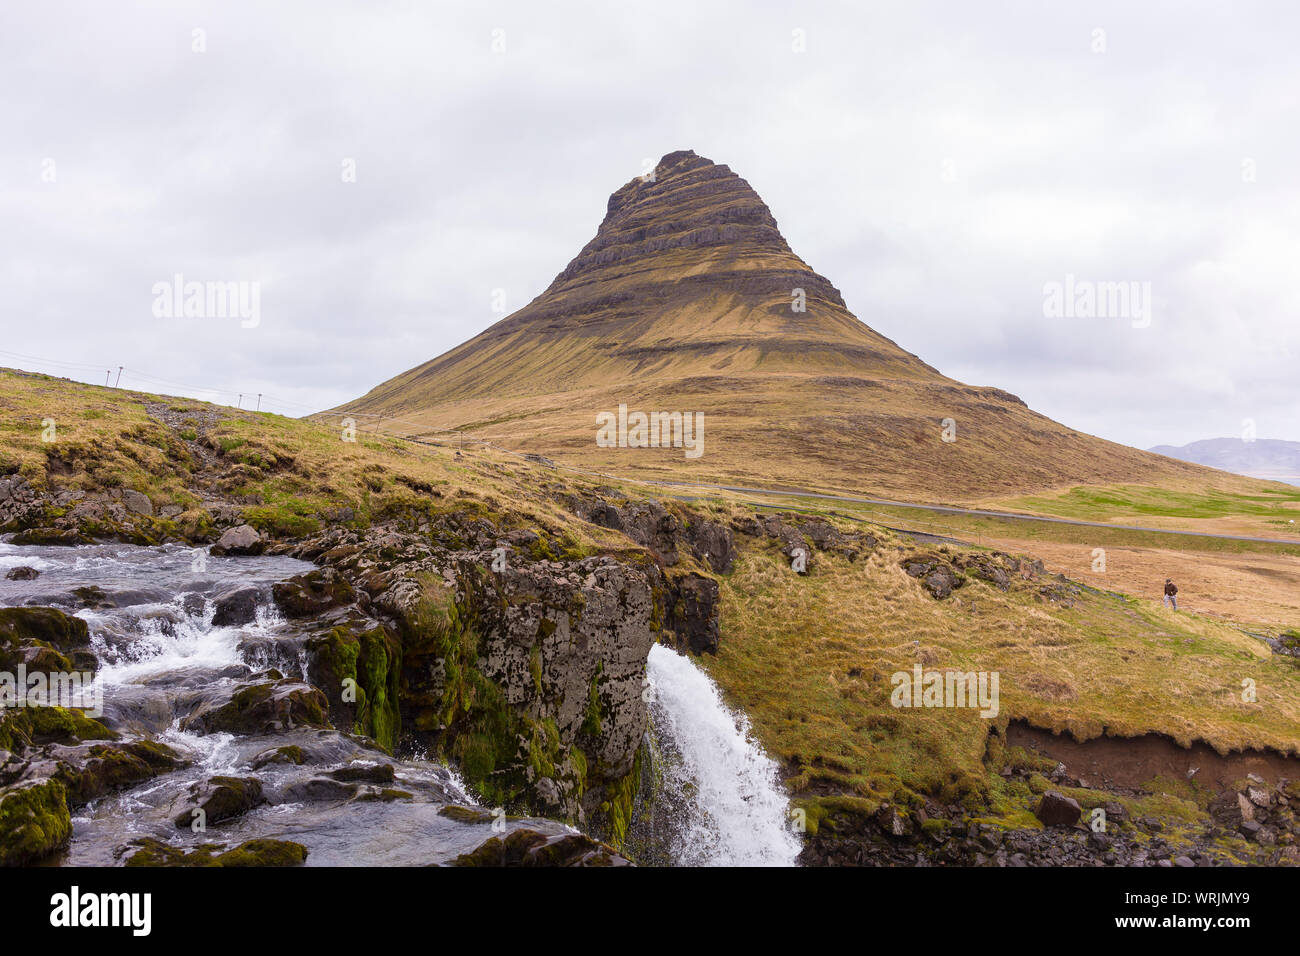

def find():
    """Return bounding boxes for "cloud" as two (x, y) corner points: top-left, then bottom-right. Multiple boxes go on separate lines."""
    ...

(1, 0), (1295, 450)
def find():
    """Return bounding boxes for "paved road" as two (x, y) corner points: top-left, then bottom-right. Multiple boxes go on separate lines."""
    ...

(376, 430), (1300, 547)
(636, 478), (1300, 545)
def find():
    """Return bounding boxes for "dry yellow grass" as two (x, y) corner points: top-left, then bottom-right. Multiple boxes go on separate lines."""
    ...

(985, 536), (1300, 632)
(705, 538), (1300, 808)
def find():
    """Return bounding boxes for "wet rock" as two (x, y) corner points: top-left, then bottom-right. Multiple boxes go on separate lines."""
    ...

(210, 586), (263, 627)
(272, 567), (356, 618)
(329, 761), (395, 784)
(0, 706), (117, 751)
(125, 837), (307, 867)
(438, 804), (494, 825)
(0, 606), (94, 673)
(251, 745), (307, 769)
(180, 678), (331, 736)
(662, 572), (720, 655)
(9, 528), (92, 546)
(282, 777), (359, 803)
(59, 740), (186, 804)
(303, 623), (402, 754)
(0, 778), (71, 865)
(210, 524), (265, 557)
(173, 776), (265, 828)
(1035, 790), (1082, 827)
(4, 566), (39, 581)
(451, 828), (631, 867)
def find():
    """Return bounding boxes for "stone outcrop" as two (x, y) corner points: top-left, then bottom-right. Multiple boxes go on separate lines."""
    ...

(452, 827), (630, 867)
(289, 519), (672, 845)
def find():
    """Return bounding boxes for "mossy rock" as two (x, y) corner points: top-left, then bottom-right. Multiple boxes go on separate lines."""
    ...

(0, 706), (117, 752)
(125, 837), (308, 867)
(304, 625), (401, 753)
(173, 775), (265, 828)
(181, 679), (330, 736)
(438, 804), (495, 825)
(0, 606), (92, 659)
(251, 745), (307, 769)
(0, 779), (72, 865)
(58, 740), (185, 805)
(9, 529), (92, 546)
(272, 568), (356, 618)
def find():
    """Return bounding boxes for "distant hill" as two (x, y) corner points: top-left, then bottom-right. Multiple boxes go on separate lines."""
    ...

(1148, 438), (1300, 486)
(331, 149), (1265, 502)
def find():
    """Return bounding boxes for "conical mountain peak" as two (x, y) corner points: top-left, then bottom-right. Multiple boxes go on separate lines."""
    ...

(332, 153), (1204, 499)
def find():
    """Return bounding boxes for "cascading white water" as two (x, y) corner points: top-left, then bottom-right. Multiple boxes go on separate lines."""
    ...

(646, 643), (802, 866)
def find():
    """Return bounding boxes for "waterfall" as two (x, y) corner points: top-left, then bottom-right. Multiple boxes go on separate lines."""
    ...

(644, 643), (802, 866)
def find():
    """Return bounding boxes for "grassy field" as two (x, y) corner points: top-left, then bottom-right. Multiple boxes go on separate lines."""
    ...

(7, 367), (1300, 844)
(704, 534), (1300, 819)
(988, 482), (1300, 539)
(0, 367), (625, 553)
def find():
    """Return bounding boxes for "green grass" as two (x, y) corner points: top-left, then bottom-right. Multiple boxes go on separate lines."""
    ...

(1000, 483), (1300, 525)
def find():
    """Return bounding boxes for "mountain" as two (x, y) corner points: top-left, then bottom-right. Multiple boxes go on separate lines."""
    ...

(332, 150), (1251, 502)
(1148, 438), (1300, 486)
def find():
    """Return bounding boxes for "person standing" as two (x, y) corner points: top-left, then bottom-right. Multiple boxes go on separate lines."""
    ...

(1163, 579), (1178, 611)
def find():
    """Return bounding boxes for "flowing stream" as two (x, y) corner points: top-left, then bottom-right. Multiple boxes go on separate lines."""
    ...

(1, 540), (799, 866)
(0, 540), (570, 866)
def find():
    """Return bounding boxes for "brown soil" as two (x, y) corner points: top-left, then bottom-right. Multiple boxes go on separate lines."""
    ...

(1007, 719), (1300, 794)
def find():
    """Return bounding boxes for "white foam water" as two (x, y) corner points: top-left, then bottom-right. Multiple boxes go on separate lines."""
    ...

(646, 643), (801, 867)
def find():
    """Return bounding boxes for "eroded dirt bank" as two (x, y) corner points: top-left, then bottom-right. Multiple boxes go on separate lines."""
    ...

(1007, 720), (1300, 794)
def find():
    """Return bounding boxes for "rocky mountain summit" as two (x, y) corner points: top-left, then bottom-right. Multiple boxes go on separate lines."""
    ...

(331, 150), (1242, 501)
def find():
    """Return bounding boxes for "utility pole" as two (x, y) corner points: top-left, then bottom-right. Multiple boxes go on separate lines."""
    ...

(114, 366), (123, 387)
(237, 393), (242, 409)
(105, 370), (111, 386)
(256, 393), (261, 411)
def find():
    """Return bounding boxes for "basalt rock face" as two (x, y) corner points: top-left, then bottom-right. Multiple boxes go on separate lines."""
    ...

(289, 519), (677, 845)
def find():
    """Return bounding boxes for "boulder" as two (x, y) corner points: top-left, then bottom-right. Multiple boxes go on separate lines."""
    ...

(272, 567), (356, 618)
(0, 778), (72, 865)
(173, 776), (265, 828)
(121, 490), (153, 517)
(4, 566), (39, 581)
(210, 524), (265, 557)
(451, 828), (630, 867)
(125, 837), (307, 867)
(210, 587), (263, 627)
(59, 740), (186, 804)
(1035, 790), (1082, 827)
(0, 606), (94, 672)
(180, 678), (330, 736)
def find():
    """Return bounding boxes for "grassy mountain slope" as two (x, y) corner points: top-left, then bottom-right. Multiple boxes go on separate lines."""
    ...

(331, 150), (1272, 505)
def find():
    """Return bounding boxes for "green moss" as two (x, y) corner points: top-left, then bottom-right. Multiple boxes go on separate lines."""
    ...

(0, 779), (72, 865)
(125, 837), (308, 867)
(0, 706), (117, 751)
(309, 625), (401, 753)
(581, 665), (604, 738)
(438, 804), (495, 825)
(599, 745), (643, 849)
(791, 794), (880, 838)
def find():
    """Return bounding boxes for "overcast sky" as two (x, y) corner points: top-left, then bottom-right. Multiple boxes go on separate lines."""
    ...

(2, 1), (1296, 450)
